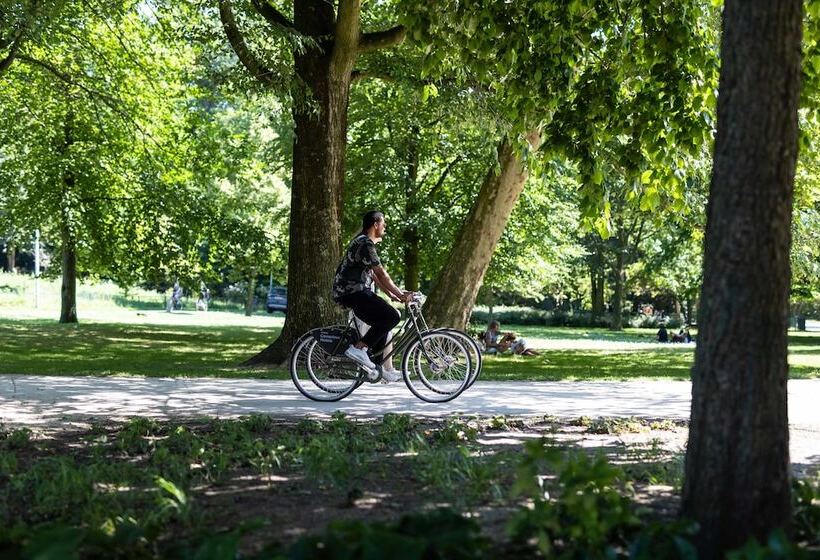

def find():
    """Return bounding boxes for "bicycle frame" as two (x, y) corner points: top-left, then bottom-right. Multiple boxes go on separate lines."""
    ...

(324, 299), (431, 369)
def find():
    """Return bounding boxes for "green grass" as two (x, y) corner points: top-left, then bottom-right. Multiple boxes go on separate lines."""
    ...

(479, 349), (697, 380)
(2, 272), (819, 380)
(0, 319), (288, 378)
(2, 316), (819, 380)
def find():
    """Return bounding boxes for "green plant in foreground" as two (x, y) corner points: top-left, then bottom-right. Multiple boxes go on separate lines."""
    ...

(270, 508), (490, 560)
(509, 439), (641, 558)
(792, 476), (820, 546)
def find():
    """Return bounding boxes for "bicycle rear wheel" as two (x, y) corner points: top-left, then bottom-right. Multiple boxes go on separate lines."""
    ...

(435, 328), (482, 389)
(289, 332), (363, 401)
(401, 331), (471, 403)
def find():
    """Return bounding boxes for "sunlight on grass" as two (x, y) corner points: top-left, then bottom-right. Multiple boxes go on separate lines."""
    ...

(2, 274), (819, 381)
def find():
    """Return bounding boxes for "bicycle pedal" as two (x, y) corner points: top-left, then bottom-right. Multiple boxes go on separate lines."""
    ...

(363, 366), (381, 383)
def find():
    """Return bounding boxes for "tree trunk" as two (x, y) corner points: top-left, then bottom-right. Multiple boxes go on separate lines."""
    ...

(59, 112), (77, 324)
(423, 132), (540, 329)
(403, 127), (420, 291)
(243, 1), (351, 365)
(5, 244), (15, 273)
(685, 297), (695, 324)
(60, 223), (77, 324)
(681, 1), (802, 557)
(610, 231), (626, 331)
(590, 253), (605, 320)
(245, 274), (256, 317)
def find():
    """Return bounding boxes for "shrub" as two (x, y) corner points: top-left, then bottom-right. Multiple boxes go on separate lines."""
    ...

(469, 306), (611, 328)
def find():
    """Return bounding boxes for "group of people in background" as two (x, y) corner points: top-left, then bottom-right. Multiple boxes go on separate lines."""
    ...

(657, 325), (693, 343)
(166, 281), (210, 313)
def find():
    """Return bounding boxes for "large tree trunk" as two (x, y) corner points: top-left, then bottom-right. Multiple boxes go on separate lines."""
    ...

(423, 132), (540, 329)
(681, 1), (802, 557)
(60, 223), (77, 324)
(243, 1), (352, 365)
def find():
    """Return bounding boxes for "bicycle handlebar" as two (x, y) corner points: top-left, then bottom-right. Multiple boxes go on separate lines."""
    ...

(406, 292), (425, 307)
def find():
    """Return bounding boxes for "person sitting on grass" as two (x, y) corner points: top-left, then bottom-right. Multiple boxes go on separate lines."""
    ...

(483, 321), (539, 356)
(483, 320), (509, 354)
(504, 332), (540, 356)
(657, 324), (669, 343)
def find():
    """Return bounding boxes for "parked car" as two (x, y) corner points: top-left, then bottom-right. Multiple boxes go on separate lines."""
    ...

(266, 286), (287, 313)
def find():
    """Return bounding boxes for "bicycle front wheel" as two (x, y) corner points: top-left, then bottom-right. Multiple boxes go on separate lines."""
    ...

(289, 332), (362, 401)
(401, 331), (471, 403)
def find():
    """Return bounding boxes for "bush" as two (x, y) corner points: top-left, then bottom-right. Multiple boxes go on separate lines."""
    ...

(469, 307), (611, 328)
(628, 314), (683, 329)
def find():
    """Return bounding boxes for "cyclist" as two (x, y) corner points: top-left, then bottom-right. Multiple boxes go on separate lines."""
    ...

(332, 210), (412, 381)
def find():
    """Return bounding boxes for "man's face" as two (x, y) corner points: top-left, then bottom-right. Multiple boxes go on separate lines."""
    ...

(375, 217), (386, 239)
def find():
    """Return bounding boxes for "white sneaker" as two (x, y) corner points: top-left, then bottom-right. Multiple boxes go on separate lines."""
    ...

(345, 345), (377, 370)
(381, 368), (402, 383)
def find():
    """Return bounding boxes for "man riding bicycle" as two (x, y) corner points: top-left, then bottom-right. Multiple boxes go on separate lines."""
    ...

(332, 210), (412, 382)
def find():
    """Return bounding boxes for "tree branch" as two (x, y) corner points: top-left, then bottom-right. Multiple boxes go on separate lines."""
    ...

(359, 25), (406, 53)
(330, 0), (360, 81)
(0, 24), (27, 74)
(350, 69), (395, 83)
(250, 0), (295, 32)
(424, 156), (463, 201)
(218, 0), (275, 87)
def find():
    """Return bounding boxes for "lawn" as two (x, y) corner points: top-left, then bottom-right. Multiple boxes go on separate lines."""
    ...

(2, 272), (818, 379)
(2, 313), (820, 380)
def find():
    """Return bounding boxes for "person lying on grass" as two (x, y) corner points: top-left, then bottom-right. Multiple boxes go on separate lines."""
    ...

(483, 321), (540, 356)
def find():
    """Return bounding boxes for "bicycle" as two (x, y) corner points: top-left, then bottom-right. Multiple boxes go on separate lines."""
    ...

(289, 293), (478, 403)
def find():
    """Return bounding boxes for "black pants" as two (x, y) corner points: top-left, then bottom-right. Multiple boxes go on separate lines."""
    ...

(336, 290), (400, 355)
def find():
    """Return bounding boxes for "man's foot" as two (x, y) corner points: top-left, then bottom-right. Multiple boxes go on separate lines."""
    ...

(381, 367), (402, 383)
(345, 345), (377, 370)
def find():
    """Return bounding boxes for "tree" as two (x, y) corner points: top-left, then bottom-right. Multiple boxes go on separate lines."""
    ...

(215, 0), (406, 364)
(0, 1), (197, 322)
(400, 0), (718, 328)
(681, 0), (803, 556)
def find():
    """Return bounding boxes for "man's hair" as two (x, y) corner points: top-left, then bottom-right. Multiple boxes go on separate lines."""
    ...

(360, 210), (384, 235)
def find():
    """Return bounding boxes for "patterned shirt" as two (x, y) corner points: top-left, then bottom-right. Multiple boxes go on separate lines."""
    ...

(332, 234), (381, 301)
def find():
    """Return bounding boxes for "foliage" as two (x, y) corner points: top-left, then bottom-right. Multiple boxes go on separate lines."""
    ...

(508, 439), (642, 558)
(275, 509), (491, 560)
(792, 476), (820, 547)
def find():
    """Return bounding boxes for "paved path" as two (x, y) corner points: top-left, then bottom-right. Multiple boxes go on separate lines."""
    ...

(1, 375), (817, 465)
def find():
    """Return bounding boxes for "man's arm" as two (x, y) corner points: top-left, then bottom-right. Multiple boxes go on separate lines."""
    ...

(372, 266), (410, 302)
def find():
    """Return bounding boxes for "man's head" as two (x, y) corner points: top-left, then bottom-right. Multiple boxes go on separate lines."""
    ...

(489, 320), (500, 332)
(361, 210), (386, 239)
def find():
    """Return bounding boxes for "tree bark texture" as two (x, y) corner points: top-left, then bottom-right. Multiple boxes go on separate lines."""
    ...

(681, 1), (802, 557)
(243, 0), (354, 365)
(423, 132), (540, 329)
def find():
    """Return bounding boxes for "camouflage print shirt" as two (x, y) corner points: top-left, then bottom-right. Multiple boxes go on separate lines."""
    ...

(332, 234), (381, 301)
